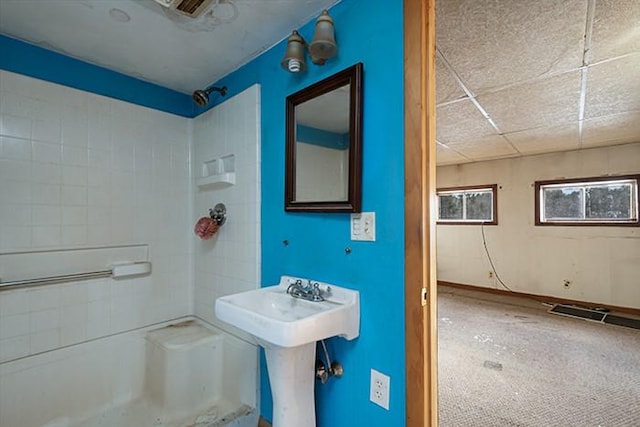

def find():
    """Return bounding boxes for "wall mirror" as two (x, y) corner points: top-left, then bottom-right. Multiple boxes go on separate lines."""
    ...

(285, 63), (363, 212)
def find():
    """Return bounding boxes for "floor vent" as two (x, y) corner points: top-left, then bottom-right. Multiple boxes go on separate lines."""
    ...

(604, 314), (640, 330)
(549, 304), (640, 330)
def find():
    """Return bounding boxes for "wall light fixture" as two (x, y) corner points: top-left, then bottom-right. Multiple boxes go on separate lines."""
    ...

(281, 10), (337, 73)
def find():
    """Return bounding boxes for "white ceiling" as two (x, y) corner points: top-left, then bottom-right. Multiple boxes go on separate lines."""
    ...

(435, 0), (640, 165)
(1, 0), (638, 166)
(0, 0), (338, 94)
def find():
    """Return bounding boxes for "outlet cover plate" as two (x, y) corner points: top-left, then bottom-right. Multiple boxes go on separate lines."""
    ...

(351, 212), (376, 241)
(370, 368), (390, 410)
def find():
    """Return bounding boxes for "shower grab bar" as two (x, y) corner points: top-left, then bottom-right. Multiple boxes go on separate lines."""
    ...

(0, 262), (152, 291)
(0, 270), (112, 290)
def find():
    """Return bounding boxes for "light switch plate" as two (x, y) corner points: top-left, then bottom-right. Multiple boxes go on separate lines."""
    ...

(351, 212), (376, 241)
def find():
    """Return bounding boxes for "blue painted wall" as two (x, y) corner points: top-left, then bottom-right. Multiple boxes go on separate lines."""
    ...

(297, 125), (349, 149)
(205, 0), (406, 425)
(0, 35), (193, 117)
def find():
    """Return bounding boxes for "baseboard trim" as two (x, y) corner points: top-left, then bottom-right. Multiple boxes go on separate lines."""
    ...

(437, 280), (640, 317)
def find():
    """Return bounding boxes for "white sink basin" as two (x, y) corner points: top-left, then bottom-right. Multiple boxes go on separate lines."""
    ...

(215, 275), (359, 348)
(215, 276), (360, 427)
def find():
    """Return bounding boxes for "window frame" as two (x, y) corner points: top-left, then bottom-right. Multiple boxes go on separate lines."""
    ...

(534, 174), (640, 227)
(436, 184), (498, 225)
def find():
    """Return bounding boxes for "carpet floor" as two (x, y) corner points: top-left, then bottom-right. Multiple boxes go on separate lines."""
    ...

(438, 286), (640, 427)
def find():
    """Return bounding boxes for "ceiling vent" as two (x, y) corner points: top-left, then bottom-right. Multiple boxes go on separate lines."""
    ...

(153, 0), (215, 18)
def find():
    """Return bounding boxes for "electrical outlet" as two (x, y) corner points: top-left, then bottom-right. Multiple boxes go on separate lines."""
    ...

(488, 271), (494, 279)
(370, 369), (390, 410)
(563, 279), (572, 288)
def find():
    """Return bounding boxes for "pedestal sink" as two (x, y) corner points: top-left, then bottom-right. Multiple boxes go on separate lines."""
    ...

(215, 276), (360, 427)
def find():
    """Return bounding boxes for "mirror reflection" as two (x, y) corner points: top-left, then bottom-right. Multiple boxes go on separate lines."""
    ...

(294, 85), (350, 202)
(285, 63), (363, 212)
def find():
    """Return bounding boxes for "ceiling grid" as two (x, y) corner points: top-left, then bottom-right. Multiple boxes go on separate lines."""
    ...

(435, 0), (640, 165)
(578, 0), (597, 148)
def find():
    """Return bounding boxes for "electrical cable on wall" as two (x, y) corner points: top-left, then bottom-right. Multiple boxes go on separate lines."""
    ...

(481, 222), (514, 293)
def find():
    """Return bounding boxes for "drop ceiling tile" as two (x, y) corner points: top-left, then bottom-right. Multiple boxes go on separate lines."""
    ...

(435, 0), (586, 93)
(447, 135), (518, 160)
(477, 71), (582, 134)
(582, 112), (640, 148)
(506, 123), (580, 155)
(590, 0), (640, 62)
(436, 55), (466, 105)
(584, 54), (640, 119)
(436, 100), (496, 144)
(436, 143), (472, 165)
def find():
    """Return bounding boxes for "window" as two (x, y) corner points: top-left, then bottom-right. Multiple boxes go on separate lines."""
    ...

(535, 175), (639, 226)
(437, 184), (498, 225)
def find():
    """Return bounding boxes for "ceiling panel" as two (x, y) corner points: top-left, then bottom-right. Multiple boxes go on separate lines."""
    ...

(447, 135), (518, 161)
(590, 0), (640, 62)
(582, 112), (640, 148)
(436, 0), (586, 94)
(477, 71), (582, 134)
(436, 55), (466, 105)
(506, 123), (580, 155)
(436, 100), (495, 144)
(436, 144), (472, 165)
(584, 54), (640, 120)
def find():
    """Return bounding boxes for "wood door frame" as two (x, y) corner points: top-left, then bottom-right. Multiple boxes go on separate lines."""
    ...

(404, 0), (438, 425)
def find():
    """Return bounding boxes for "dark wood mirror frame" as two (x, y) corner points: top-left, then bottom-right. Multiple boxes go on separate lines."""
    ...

(285, 62), (363, 212)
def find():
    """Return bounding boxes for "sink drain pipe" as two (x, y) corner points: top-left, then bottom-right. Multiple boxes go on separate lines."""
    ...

(315, 340), (343, 384)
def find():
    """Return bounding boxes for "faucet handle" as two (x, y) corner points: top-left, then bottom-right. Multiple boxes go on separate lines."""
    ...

(310, 282), (320, 296)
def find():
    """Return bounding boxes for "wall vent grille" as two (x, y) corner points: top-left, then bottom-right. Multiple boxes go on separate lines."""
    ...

(176, 0), (212, 16)
(154, 0), (214, 18)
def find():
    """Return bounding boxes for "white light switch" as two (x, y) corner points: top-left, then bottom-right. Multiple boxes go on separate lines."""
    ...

(351, 212), (376, 241)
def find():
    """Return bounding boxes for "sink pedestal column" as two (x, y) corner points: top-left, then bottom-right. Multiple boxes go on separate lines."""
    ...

(264, 342), (316, 427)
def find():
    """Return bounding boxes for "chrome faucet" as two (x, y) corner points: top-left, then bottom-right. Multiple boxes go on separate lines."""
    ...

(287, 279), (329, 302)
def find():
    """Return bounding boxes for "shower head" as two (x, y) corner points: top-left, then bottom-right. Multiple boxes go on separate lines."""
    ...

(192, 85), (227, 107)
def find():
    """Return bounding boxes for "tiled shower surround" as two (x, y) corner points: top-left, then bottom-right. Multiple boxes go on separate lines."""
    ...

(191, 84), (261, 406)
(0, 71), (260, 426)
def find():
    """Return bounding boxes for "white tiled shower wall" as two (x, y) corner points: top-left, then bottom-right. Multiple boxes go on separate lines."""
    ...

(0, 70), (192, 358)
(192, 85), (261, 326)
(0, 71), (193, 426)
(191, 85), (261, 407)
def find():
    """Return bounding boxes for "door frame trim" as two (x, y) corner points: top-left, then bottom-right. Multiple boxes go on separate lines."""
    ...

(404, 0), (438, 425)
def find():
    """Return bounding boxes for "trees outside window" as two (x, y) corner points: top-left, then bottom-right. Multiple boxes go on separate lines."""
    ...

(536, 175), (639, 226)
(437, 185), (497, 225)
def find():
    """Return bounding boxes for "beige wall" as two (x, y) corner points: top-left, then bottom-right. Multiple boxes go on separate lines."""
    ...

(436, 143), (640, 309)
(295, 142), (348, 202)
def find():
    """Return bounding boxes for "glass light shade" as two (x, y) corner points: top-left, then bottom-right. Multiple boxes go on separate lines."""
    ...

(281, 30), (307, 73)
(309, 10), (336, 61)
